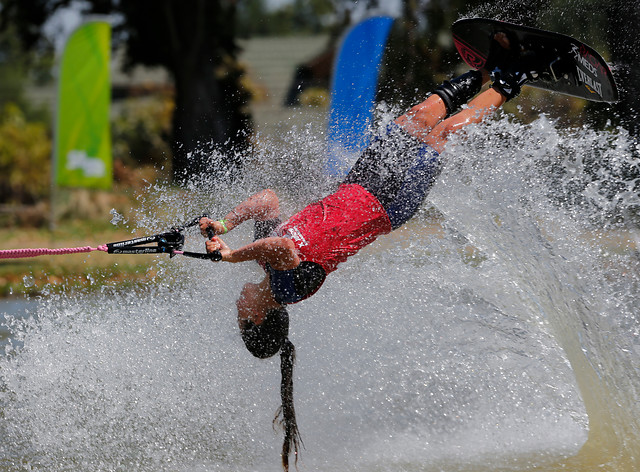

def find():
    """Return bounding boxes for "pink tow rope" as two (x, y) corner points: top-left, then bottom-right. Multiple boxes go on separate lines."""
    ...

(0, 245), (109, 260)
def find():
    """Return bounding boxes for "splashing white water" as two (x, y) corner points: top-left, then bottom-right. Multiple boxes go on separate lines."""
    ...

(1, 111), (639, 471)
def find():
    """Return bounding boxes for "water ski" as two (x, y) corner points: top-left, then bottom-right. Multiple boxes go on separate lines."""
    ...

(452, 18), (618, 103)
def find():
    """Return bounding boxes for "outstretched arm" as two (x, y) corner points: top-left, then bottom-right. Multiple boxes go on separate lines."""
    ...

(200, 188), (280, 236)
(206, 235), (300, 270)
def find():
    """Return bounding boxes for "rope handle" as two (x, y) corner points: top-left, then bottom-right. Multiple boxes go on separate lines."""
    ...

(0, 215), (222, 261)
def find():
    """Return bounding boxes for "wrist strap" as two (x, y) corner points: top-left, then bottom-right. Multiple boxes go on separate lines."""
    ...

(218, 220), (228, 234)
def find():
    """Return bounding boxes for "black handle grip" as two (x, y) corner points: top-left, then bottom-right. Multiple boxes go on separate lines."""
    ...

(201, 216), (221, 261)
(202, 218), (220, 260)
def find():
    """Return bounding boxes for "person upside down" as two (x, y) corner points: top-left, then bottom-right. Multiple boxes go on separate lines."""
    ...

(199, 43), (532, 471)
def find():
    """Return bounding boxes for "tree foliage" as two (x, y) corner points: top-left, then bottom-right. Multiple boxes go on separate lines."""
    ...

(114, 0), (252, 181)
(112, 94), (173, 171)
(0, 24), (51, 123)
(0, 103), (51, 204)
(1, 0), (252, 182)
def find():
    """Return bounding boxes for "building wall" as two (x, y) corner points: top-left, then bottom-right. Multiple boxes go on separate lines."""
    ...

(239, 35), (330, 138)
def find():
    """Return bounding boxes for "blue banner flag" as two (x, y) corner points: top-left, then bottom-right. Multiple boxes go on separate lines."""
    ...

(326, 16), (394, 177)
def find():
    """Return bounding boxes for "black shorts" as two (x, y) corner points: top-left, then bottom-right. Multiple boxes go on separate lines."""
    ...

(254, 219), (326, 305)
(343, 123), (442, 229)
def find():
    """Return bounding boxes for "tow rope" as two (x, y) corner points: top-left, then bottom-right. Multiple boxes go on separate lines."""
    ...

(0, 216), (222, 261)
(0, 245), (108, 259)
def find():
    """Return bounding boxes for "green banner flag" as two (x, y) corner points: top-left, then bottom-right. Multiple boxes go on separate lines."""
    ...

(54, 20), (112, 189)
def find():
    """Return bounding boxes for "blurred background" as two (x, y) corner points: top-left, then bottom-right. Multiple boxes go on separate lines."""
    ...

(0, 0), (637, 295)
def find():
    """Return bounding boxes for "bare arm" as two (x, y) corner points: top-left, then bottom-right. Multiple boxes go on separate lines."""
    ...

(424, 87), (506, 153)
(205, 235), (300, 270)
(200, 189), (280, 236)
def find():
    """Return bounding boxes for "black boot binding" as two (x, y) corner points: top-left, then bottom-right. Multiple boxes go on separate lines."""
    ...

(433, 69), (484, 116)
(490, 58), (540, 101)
(485, 32), (542, 102)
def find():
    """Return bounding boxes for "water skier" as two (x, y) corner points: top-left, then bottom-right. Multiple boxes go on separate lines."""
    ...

(199, 39), (531, 471)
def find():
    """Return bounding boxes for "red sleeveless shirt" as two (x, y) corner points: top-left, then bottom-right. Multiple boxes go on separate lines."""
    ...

(276, 184), (392, 274)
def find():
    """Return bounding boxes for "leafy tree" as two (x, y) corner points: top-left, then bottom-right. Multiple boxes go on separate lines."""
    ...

(0, 103), (51, 204)
(0, 24), (51, 123)
(0, 27), (29, 111)
(0, 24), (53, 208)
(1, 0), (252, 182)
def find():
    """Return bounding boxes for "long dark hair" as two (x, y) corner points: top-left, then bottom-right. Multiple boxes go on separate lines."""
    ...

(274, 338), (303, 471)
(240, 308), (303, 470)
